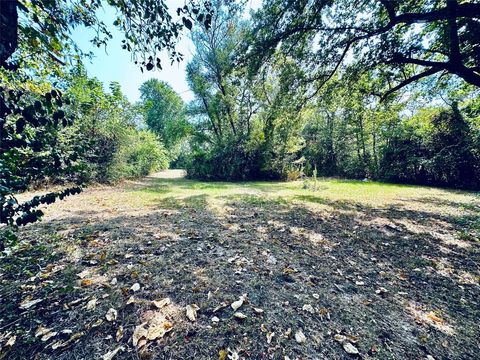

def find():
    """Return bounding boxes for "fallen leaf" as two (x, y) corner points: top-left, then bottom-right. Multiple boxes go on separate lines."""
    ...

(146, 320), (173, 340)
(318, 307), (329, 316)
(133, 311), (174, 347)
(302, 304), (315, 313)
(186, 304), (200, 321)
(126, 296), (136, 305)
(253, 307), (264, 314)
(211, 316), (220, 323)
(231, 296), (244, 311)
(295, 329), (306, 343)
(343, 342), (359, 354)
(116, 326), (124, 342)
(227, 348), (239, 360)
(152, 298), (171, 309)
(102, 346), (125, 360)
(233, 312), (247, 319)
(86, 298), (97, 310)
(81, 279), (94, 287)
(283, 267), (296, 274)
(334, 334), (347, 342)
(213, 302), (228, 312)
(35, 326), (52, 338)
(132, 324), (148, 347)
(91, 319), (103, 328)
(41, 331), (58, 342)
(219, 349), (228, 360)
(6, 335), (16, 347)
(19, 298), (43, 310)
(375, 287), (388, 295)
(266, 332), (275, 344)
(426, 312), (445, 325)
(51, 332), (84, 350)
(131, 283), (141, 292)
(106, 308), (118, 322)
(77, 269), (91, 279)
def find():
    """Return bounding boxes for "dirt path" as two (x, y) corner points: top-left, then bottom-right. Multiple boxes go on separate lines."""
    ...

(1, 172), (479, 359)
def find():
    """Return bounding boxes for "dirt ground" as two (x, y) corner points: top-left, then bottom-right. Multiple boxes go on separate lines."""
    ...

(1, 171), (479, 359)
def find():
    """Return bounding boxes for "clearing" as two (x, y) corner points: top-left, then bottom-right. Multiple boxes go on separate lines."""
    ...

(1, 170), (479, 359)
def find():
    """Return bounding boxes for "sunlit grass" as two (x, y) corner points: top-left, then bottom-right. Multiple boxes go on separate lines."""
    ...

(103, 175), (478, 218)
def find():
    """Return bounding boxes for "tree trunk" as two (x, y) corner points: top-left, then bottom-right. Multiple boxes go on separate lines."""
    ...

(0, 0), (18, 68)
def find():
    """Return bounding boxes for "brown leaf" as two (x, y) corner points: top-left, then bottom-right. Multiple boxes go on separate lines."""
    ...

(186, 304), (200, 321)
(81, 279), (93, 287)
(152, 298), (171, 309)
(426, 312), (445, 325)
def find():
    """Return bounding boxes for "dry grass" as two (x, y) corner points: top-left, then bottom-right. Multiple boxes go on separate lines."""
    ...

(1, 171), (479, 359)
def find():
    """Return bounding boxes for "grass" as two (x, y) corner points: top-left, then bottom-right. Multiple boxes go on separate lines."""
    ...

(116, 175), (479, 218)
(2, 171), (479, 359)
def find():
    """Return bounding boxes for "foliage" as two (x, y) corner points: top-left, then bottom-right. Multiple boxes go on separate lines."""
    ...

(0, 0), (208, 245)
(185, 0), (308, 181)
(107, 129), (169, 181)
(380, 104), (480, 188)
(0, 84), (82, 248)
(63, 65), (170, 183)
(245, 0), (480, 98)
(186, 140), (261, 181)
(139, 79), (190, 161)
(1, 0), (214, 71)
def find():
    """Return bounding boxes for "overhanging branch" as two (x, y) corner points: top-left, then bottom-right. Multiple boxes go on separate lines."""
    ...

(381, 67), (443, 101)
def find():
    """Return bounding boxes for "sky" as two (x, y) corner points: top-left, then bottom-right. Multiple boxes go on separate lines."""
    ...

(71, 0), (262, 103)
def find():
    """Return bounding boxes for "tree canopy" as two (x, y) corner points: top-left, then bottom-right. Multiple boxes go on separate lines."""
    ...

(245, 0), (480, 98)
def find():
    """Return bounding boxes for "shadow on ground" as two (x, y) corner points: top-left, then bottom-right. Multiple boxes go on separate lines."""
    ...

(1, 181), (479, 360)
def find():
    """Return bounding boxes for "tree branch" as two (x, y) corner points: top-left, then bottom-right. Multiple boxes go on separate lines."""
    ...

(381, 67), (443, 101)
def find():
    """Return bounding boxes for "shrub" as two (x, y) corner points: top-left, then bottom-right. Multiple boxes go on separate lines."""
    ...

(107, 130), (169, 181)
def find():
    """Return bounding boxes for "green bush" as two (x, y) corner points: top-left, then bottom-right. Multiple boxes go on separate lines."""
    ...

(107, 130), (169, 181)
(379, 105), (480, 189)
(185, 140), (265, 181)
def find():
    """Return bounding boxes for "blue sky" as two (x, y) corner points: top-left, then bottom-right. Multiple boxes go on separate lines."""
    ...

(71, 0), (262, 103)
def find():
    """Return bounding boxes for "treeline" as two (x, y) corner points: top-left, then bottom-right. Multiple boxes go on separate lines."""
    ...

(1, 64), (169, 244)
(175, 1), (480, 189)
(64, 65), (169, 183)
(2, 64), (169, 188)
(301, 78), (480, 189)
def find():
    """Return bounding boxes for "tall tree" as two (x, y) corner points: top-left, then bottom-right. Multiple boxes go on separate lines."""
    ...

(139, 79), (188, 153)
(186, 0), (249, 143)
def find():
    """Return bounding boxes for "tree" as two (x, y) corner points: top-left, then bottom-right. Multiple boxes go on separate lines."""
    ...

(139, 79), (189, 154)
(245, 0), (480, 99)
(186, 0), (250, 143)
(0, 85), (81, 247)
(1, 0), (205, 241)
